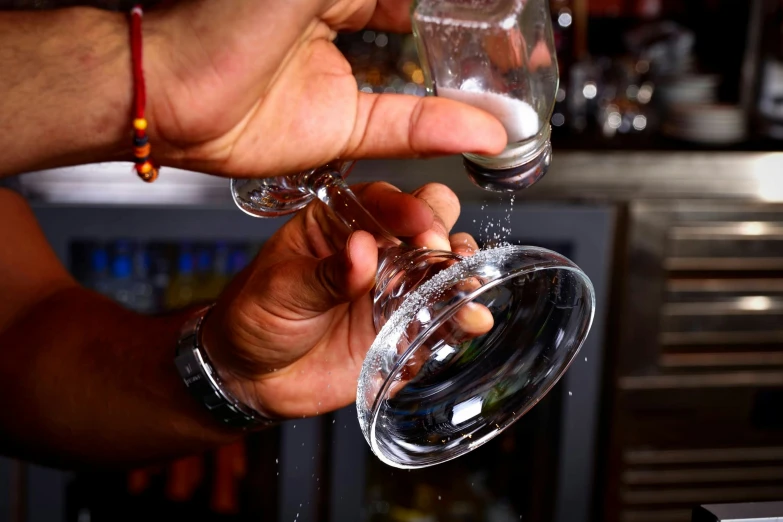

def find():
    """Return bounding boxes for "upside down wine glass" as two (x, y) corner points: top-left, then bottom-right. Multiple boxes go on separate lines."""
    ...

(231, 161), (595, 468)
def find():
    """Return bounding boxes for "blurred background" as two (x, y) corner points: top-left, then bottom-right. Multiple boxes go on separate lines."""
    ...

(3, 0), (783, 521)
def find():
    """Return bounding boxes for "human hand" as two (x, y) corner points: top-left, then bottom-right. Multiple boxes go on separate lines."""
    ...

(200, 181), (484, 419)
(142, 0), (507, 178)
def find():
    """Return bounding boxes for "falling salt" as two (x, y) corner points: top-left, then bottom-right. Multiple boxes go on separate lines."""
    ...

(438, 87), (539, 143)
(568, 391), (573, 396)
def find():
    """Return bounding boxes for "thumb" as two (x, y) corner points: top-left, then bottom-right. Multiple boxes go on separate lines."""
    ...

(296, 231), (378, 315)
(341, 93), (508, 159)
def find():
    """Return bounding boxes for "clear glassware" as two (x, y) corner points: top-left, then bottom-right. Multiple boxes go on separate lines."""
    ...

(411, 0), (559, 192)
(231, 161), (595, 468)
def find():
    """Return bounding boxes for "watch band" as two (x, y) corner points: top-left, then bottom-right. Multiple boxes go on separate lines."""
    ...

(175, 305), (276, 430)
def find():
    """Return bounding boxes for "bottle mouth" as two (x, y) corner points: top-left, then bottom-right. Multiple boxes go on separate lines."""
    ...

(463, 125), (552, 192)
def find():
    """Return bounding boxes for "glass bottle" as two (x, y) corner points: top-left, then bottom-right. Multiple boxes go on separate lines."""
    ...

(166, 244), (196, 310)
(131, 242), (156, 314)
(109, 240), (135, 309)
(85, 243), (111, 296)
(411, 0), (559, 191)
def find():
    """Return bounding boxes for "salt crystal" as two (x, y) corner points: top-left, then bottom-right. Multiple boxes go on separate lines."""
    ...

(438, 87), (539, 143)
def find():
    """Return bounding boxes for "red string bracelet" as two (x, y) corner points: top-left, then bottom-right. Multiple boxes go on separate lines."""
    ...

(130, 5), (159, 182)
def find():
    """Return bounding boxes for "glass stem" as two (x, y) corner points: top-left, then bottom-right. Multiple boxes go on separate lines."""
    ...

(300, 162), (403, 252)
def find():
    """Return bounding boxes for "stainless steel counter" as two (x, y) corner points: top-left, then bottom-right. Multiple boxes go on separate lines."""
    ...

(16, 151), (783, 206)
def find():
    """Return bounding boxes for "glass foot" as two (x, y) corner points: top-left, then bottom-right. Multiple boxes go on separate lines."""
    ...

(358, 244), (594, 468)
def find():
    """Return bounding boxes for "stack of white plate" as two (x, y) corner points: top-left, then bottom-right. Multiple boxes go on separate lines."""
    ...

(657, 74), (719, 106)
(662, 103), (747, 145)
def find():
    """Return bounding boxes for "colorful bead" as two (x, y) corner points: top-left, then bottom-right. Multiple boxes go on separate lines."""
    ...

(134, 143), (151, 158)
(139, 167), (158, 183)
(130, 6), (156, 182)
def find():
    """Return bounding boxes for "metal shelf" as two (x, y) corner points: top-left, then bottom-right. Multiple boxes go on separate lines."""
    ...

(15, 151), (783, 207)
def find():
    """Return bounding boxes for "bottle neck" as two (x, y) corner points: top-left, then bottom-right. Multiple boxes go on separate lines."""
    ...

(463, 125), (552, 192)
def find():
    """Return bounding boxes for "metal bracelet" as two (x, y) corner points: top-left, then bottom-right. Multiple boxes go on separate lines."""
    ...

(174, 304), (276, 430)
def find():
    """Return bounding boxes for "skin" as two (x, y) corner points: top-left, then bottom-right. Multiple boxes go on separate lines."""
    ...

(0, 0), (508, 467)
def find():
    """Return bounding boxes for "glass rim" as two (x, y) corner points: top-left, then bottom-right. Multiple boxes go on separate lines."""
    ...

(364, 245), (596, 468)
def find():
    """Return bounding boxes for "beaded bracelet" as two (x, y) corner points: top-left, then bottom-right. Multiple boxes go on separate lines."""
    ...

(130, 5), (158, 182)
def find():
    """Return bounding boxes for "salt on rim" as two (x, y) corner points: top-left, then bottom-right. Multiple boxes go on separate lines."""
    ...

(356, 245), (518, 437)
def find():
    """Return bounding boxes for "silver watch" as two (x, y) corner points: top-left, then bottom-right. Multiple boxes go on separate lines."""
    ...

(175, 305), (276, 429)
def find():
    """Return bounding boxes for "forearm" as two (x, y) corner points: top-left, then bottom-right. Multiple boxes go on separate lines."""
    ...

(0, 7), (137, 177)
(0, 285), (241, 469)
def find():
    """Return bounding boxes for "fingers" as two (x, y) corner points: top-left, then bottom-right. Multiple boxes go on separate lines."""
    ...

(529, 40), (555, 71)
(324, 0), (413, 33)
(365, 0), (413, 32)
(341, 93), (508, 160)
(279, 230), (378, 316)
(308, 178), (472, 267)
(450, 232), (480, 257)
(346, 182), (467, 254)
(409, 184), (461, 251)
(351, 182), (434, 238)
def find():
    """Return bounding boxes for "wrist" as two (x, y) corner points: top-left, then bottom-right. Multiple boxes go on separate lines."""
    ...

(43, 7), (168, 168)
(198, 304), (269, 416)
(0, 8), (128, 175)
(175, 304), (277, 429)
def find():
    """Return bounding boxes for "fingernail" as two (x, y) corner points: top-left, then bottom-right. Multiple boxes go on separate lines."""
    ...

(458, 239), (476, 255)
(421, 230), (451, 252)
(344, 233), (355, 270)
